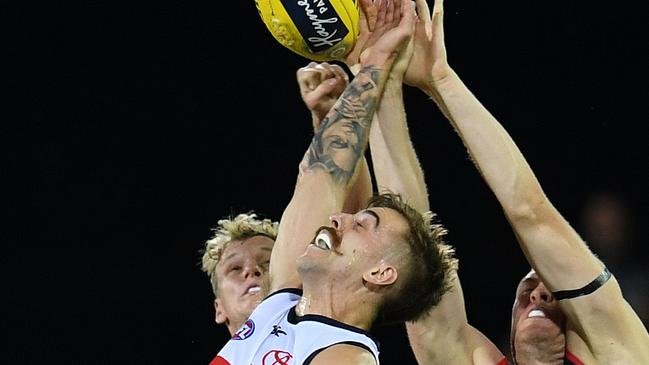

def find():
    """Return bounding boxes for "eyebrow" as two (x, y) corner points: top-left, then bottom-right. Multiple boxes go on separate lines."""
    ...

(364, 209), (380, 228)
(222, 246), (273, 263)
(222, 252), (241, 263)
(258, 247), (273, 256)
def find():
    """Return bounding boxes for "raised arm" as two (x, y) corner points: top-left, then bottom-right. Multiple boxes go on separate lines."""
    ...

(373, 1), (504, 364)
(369, 38), (428, 212)
(268, 0), (414, 296)
(406, 0), (649, 362)
(296, 61), (373, 214)
(344, 0), (427, 213)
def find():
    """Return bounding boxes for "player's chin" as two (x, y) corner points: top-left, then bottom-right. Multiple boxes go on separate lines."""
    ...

(517, 319), (563, 341)
(296, 251), (328, 274)
(241, 296), (262, 311)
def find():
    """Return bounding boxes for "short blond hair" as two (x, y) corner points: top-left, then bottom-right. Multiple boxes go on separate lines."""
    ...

(201, 213), (279, 296)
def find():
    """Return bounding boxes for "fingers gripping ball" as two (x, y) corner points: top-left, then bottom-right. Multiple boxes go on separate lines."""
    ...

(255, 0), (360, 62)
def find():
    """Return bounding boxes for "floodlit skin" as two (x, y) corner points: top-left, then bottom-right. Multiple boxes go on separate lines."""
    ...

(212, 236), (274, 335)
(265, 1), (423, 363)
(400, 0), (649, 362)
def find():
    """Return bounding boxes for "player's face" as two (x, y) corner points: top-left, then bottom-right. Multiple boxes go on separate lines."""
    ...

(511, 270), (566, 354)
(299, 207), (408, 285)
(214, 235), (274, 335)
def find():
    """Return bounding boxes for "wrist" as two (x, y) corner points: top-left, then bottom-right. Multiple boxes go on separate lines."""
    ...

(421, 68), (459, 97)
(361, 51), (398, 72)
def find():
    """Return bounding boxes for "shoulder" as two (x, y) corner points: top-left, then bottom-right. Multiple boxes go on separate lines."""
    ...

(308, 343), (377, 365)
(263, 288), (303, 301)
(245, 288), (302, 324)
(257, 288), (302, 311)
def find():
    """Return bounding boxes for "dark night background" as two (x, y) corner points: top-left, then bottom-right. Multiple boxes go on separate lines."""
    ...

(4, 1), (648, 364)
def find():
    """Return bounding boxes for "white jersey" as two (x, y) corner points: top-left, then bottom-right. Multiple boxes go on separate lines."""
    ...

(211, 288), (380, 365)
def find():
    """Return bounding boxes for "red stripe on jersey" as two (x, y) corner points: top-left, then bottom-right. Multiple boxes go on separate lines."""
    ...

(210, 355), (232, 365)
(566, 351), (587, 365)
(496, 357), (510, 365)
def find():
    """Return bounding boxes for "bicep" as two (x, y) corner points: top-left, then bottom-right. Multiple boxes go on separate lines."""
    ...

(510, 204), (649, 357)
(408, 320), (504, 365)
(406, 273), (503, 365)
(562, 277), (649, 361)
(406, 273), (467, 353)
(269, 168), (344, 292)
(507, 200), (604, 292)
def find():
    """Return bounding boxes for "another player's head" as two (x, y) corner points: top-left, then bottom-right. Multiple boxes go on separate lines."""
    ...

(297, 192), (457, 325)
(510, 269), (567, 364)
(201, 213), (278, 335)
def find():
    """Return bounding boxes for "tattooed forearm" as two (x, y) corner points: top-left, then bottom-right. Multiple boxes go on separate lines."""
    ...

(303, 66), (382, 185)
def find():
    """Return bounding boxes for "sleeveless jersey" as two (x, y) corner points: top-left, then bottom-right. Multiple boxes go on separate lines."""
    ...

(497, 351), (586, 365)
(212, 288), (381, 365)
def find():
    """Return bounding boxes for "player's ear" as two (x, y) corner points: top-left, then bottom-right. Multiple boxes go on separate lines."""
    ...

(363, 263), (398, 287)
(214, 298), (227, 324)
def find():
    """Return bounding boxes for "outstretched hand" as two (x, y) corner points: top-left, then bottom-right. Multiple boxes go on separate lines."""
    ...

(404, 0), (451, 91)
(345, 0), (417, 74)
(359, 0), (417, 69)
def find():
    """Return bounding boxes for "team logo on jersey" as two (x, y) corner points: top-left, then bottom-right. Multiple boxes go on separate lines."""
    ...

(270, 325), (287, 337)
(262, 350), (293, 365)
(232, 319), (255, 340)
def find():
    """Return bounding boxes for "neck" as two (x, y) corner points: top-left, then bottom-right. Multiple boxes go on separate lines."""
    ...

(298, 282), (376, 330)
(227, 318), (243, 337)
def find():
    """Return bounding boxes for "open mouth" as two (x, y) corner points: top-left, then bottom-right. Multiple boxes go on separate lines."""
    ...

(309, 226), (343, 256)
(244, 285), (261, 296)
(313, 229), (333, 250)
(528, 309), (546, 318)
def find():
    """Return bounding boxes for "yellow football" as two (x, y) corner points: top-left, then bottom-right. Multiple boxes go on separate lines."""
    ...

(255, 0), (360, 62)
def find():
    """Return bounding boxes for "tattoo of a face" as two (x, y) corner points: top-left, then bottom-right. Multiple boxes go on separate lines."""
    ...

(304, 66), (381, 184)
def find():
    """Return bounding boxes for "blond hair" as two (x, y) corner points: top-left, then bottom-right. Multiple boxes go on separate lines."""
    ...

(201, 213), (279, 296)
